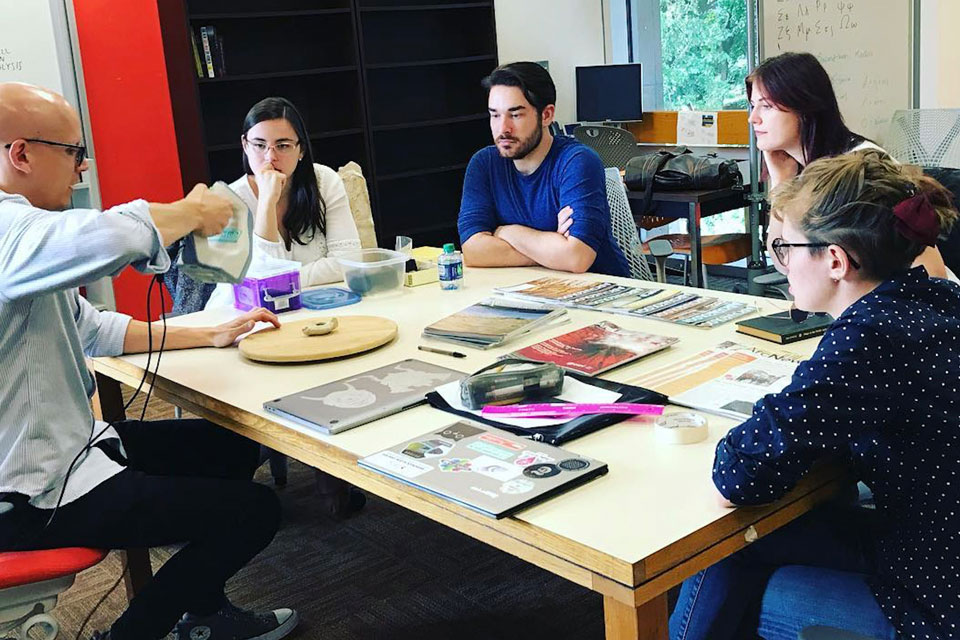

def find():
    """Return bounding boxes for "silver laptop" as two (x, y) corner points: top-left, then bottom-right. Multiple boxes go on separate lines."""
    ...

(359, 421), (608, 518)
(263, 359), (466, 435)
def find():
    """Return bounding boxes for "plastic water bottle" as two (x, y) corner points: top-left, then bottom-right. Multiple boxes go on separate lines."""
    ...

(438, 243), (464, 290)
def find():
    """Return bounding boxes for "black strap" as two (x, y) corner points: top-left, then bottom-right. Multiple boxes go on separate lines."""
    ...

(639, 151), (675, 215)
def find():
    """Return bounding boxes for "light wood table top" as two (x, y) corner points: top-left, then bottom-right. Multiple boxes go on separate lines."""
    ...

(94, 267), (848, 639)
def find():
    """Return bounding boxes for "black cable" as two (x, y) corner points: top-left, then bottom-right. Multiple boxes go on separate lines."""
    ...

(42, 278), (162, 531)
(140, 275), (168, 422)
(75, 554), (129, 640)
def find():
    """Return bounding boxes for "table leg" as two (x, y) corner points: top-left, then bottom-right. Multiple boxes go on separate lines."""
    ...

(122, 549), (153, 599)
(603, 594), (669, 640)
(688, 202), (703, 288)
(92, 370), (155, 599)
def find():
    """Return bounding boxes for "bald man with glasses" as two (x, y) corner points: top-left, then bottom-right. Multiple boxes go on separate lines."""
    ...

(0, 82), (299, 640)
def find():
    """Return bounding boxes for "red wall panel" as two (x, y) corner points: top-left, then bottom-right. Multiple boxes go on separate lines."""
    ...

(72, 0), (178, 319)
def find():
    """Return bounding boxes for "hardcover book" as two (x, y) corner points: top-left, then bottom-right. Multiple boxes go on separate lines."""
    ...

(506, 321), (678, 375)
(735, 312), (833, 345)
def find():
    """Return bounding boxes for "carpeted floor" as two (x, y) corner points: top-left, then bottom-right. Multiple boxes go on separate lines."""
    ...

(54, 390), (607, 640)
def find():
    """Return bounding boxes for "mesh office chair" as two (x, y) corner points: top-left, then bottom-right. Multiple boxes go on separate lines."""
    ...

(575, 124), (643, 170)
(604, 168), (654, 281)
(885, 109), (960, 169)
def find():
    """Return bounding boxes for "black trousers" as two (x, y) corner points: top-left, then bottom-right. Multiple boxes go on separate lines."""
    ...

(0, 419), (280, 640)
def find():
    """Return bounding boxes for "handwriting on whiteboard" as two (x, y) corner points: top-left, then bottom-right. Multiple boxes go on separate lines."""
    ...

(774, 0), (860, 50)
(0, 47), (24, 73)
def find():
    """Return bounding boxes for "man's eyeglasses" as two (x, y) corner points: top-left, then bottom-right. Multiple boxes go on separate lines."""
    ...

(3, 138), (87, 168)
(243, 138), (300, 157)
(771, 237), (861, 269)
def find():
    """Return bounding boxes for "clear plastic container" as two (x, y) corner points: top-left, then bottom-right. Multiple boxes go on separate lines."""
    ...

(337, 248), (406, 296)
(232, 259), (301, 313)
(438, 243), (463, 290)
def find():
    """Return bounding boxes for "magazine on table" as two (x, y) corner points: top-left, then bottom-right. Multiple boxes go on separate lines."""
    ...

(627, 341), (803, 420)
(495, 277), (753, 328)
(505, 321), (679, 376)
(421, 297), (568, 349)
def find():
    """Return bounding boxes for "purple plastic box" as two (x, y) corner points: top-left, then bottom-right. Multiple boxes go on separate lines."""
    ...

(232, 270), (302, 313)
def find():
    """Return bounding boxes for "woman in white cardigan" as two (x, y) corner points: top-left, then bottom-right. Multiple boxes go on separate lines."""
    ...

(206, 97), (361, 307)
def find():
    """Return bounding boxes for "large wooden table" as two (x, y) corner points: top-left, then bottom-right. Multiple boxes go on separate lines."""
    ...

(93, 267), (847, 639)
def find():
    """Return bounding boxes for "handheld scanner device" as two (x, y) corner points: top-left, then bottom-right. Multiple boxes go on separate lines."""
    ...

(178, 181), (254, 284)
(460, 361), (564, 409)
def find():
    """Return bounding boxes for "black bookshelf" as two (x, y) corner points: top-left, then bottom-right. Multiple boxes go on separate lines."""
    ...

(160, 0), (497, 248)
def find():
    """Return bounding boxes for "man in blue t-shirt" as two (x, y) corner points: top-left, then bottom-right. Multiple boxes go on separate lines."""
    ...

(457, 62), (630, 277)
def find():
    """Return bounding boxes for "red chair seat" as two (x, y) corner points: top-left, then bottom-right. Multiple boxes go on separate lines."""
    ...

(0, 548), (107, 589)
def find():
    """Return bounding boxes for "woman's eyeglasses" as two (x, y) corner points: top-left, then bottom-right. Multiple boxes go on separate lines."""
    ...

(4, 138), (87, 168)
(771, 237), (861, 269)
(243, 138), (300, 157)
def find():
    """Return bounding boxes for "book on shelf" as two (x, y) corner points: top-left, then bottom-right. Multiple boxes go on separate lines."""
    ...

(421, 298), (567, 350)
(735, 311), (833, 345)
(628, 340), (802, 420)
(199, 26), (216, 78)
(495, 277), (753, 328)
(505, 321), (678, 376)
(190, 29), (204, 79)
(212, 30), (227, 76)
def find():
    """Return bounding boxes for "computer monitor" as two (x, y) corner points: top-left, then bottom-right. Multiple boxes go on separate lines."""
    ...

(575, 63), (643, 123)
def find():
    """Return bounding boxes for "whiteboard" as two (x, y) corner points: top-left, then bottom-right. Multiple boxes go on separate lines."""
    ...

(0, 0), (76, 102)
(760, 0), (915, 144)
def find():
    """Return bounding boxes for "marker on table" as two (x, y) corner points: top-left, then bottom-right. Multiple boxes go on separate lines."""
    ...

(418, 345), (467, 359)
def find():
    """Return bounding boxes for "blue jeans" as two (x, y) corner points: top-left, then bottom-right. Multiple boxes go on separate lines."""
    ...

(669, 504), (897, 640)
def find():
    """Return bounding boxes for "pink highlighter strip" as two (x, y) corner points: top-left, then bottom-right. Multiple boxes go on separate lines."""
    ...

(481, 403), (665, 419)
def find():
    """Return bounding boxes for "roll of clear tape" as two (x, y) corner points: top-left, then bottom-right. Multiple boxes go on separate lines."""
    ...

(655, 412), (709, 444)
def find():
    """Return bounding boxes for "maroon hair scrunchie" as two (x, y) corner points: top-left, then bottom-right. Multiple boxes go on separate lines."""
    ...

(892, 193), (940, 246)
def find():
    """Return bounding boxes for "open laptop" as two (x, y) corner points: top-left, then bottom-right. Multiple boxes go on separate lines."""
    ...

(263, 359), (466, 435)
(359, 421), (608, 518)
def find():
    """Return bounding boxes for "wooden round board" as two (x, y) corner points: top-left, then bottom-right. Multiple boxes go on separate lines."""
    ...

(239, 316), (398, 363)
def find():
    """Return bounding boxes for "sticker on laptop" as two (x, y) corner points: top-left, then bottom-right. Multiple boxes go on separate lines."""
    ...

(470, 455), (523, 482)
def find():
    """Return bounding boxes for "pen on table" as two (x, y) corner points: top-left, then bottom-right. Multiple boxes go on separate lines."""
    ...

(418, 345), (467, 358)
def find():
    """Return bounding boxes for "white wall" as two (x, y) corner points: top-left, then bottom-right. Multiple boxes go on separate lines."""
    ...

(494, 0), (607, 125)
(920, 0), (960, 108)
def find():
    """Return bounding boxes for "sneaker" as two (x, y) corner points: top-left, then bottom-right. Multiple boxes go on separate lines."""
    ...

(175, 601), (299, 640)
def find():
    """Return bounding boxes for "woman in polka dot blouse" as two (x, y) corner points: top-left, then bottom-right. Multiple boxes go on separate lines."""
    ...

(669, 150), (960, 640)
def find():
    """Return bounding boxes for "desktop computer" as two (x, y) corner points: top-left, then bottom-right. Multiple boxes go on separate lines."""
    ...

(575, 63), (643, 123)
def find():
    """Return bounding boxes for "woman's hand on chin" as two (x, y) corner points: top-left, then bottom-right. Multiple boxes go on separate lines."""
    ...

(763, 150), (801, 189)
(253, 160), (287, 205)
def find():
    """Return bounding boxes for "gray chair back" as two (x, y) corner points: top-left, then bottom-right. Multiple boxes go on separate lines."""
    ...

(575, 124), (642, 170)
(604, 167), (653, 281)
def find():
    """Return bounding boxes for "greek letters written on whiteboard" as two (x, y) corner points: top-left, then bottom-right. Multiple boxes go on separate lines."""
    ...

(773, 0), (859, 51)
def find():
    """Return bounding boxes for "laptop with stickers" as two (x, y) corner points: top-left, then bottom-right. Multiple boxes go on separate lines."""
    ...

(263, 359), (466, 435)
(358, 421), (608, 518)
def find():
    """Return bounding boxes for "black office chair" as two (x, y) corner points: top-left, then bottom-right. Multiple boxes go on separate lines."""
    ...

(574, 124), (643, 170)
(927, 167), (960, 276)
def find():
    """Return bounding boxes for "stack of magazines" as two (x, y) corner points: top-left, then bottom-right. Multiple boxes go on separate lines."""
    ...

(421, 298), (567, 349)
(495, 277), (753, 328)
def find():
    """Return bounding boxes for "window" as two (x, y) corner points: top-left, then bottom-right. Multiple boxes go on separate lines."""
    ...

(659, 0), (748, 110)
(611, 0), (749, 236)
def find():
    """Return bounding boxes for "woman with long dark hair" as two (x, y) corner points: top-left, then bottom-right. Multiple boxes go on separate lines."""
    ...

(206, 97), (360, 306)
(748, 52), (951, 279)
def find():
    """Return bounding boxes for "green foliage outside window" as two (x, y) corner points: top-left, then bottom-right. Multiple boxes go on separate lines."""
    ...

(660, 0), (748, 111)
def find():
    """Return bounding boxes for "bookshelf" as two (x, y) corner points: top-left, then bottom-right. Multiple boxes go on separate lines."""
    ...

(159, 0), (497, 248)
